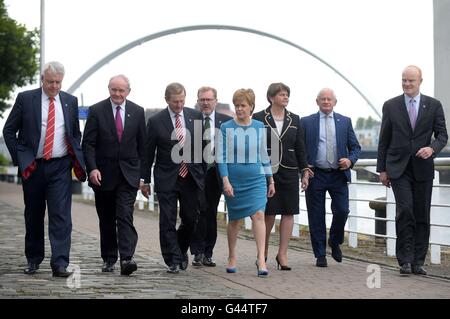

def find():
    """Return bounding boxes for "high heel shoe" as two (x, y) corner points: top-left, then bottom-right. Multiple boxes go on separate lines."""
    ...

(226, 267), (237, 273)
(275, 255), (292, 271)
(255, 260), (268, 278)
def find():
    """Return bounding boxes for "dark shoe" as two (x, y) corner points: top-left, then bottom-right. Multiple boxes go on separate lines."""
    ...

(202, 256), (216, 267)
(120, 259), (137, 276)
(102, 261), (115, 272)
(52, 267), (73, 278)
(255, 260), (268, 278)
(192, 254), (203, 266)
(167, 264), (180, 274)
(316, 256), (328, 267)
(226, 267), (237, 273)
(275, 255), (292, 271)
(329, 239), (342, 262)
(400, 263), (412, 275)
(412, 265), (427, 275)
(24, 263), (39, 275)
(180, 253), (188, 270)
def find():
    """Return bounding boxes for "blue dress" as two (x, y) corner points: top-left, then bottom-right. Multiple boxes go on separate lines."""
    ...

(217, 119), (272, 221)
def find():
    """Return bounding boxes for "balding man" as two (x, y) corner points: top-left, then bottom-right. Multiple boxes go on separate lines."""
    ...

(301, 88), (361, 268)
(377, 66), (448, 276)
(82, 75), (146, 276)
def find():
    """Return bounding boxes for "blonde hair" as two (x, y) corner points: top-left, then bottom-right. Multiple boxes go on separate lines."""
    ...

(232, 88), (255, 113)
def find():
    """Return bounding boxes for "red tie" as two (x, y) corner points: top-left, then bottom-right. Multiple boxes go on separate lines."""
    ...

(175, 114), (188, 178)
(115, 106), (123, 142)
(43, 97), (55, 160)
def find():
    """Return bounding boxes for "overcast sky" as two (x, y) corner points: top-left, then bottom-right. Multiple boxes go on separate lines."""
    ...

(1, 0), (434, 130)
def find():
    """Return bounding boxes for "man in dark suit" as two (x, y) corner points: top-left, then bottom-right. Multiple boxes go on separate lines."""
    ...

(82, 75), (146, 276)
(301, 88), (361, 267)
(3, 61), (86, 277)
(377, 65), (448, 276)
(189, 87), (231, 267)
(141, 83), (204, 274)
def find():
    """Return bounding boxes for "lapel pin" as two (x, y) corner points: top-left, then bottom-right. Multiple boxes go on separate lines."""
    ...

(422, 105), (426, 108)
(127, 114), (130, 117)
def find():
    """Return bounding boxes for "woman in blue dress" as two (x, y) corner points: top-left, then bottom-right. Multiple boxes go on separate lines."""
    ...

(217, 89), (275, 277)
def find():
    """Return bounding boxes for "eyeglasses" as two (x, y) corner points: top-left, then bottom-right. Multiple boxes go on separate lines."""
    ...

(198, 98), (216, 103)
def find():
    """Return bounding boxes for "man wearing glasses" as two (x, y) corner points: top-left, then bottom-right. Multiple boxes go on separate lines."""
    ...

(190, 87), (232, 267)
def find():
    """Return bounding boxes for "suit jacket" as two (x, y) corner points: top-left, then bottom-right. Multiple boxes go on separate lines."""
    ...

(376, 94), (448, 181)
(82, 98), (146, 190)
(144, 107), (204, 192)
(253, 107), (308, 174)
(3, 88), (86, 181)
(301, 111), (361, 183)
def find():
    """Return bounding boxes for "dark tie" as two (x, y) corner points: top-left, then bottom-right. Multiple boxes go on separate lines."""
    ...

(204, 116), (214, 169)
(408, 98), (417, 130)
(115, 106), (123, 142)
(43, 97), (55, 160)
(175, 114), (188, 178)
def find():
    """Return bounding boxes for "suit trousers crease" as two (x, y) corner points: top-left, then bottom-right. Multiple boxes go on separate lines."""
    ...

(305, 169), (349, 258)
(157, 174), (200, 266)
(94, 172), (138, 262)
(390, 166), (432, 266)
(22, 157), (72, 270)
(190, 166), (221, 258)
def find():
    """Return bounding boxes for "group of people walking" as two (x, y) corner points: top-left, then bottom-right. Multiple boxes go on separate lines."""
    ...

(2, 61), (447, 279)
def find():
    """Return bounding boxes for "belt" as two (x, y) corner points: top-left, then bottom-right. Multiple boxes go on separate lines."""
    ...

(315, 167), (339, 173)
(35, 155), (70, 163)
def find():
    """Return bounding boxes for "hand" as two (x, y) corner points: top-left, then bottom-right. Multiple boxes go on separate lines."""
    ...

(303, 167), (314, 178)
(416, 147), (434, 159)
(140, 181), (150, 198)
(267, 183), (275, 197)
(223, 181), (234, 197)
(379, 171), (391, 188)
(338, 158), (352, 170)
(89, 169), (102, 186)
(301, 176), (309, 192)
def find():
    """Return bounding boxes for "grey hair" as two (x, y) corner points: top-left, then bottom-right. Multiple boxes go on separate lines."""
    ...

(41, 61), (65, 77)
(109, 74), (131, 90)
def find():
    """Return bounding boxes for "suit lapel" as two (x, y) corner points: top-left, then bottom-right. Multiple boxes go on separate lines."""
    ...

(399, 95), (414, 132)
(279, 111), (292, 140)
(104, 99), (119, 141)
(263, 107), (280, 140)
(122, 102), (134, 140)
(314, 112), (320, 150)
(334, 113), (342, 153)
(59, 92), (72, 136)
(415, 95), (428, 130)
(32, 90), (42, 139)
(161, 108), (175, 136)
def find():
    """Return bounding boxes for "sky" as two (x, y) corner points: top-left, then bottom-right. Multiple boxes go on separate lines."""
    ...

(1, 0), (435, 131)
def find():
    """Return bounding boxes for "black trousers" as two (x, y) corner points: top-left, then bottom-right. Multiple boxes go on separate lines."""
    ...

(390, 165), (433, 266)
(22, 156), (72, 270)
(157, 174), (200, 267)
(94, 172), (138, 263)
(190, 166), (222, 258)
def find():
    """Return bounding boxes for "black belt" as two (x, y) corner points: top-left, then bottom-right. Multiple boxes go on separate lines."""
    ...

(315, 167), (339, 173)
(35, 155), (70, 163)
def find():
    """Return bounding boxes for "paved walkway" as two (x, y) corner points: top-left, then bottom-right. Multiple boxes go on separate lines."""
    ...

(0, 182), (449, 299)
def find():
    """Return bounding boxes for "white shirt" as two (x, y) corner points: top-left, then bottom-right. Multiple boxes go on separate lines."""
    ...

(274, 119), (284, 135)
(168, 107), (186, 136)
(111, 99), (126, 128)
(37, 90), (67, 159)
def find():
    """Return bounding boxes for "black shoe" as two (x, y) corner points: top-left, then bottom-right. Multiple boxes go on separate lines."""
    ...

(328, 239), (342, 262)
(180, 253), (188, 270)
(167, 264), (180, 274)
(412, 265), (427, 275)
(202, 256), (216, 267)
(52, 267), (73, 278)
(24, 263), (39, 275)
(400, 263), (412, 275)
(120, 259), (137, 276)
(192, 254), (203, 266)
(316, 256), (328, 267)
(102, 261), (115, 272)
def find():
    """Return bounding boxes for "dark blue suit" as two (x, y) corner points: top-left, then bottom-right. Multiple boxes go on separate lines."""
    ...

(3, 88), (86, 271)
(301, 112), (360, 258)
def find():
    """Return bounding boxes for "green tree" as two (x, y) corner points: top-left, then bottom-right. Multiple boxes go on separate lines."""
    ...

(356, 117), (365, 130)
(0, 0), (39, 117)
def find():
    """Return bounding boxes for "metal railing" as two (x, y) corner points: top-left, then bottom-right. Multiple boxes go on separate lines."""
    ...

(79, 158), (450, 265)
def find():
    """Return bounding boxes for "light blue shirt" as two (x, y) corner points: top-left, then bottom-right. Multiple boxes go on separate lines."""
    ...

(315, 111), (338, 169)
(404, 93), (420, 115)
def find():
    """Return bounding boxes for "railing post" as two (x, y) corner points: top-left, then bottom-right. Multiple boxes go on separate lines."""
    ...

(148, 183), (155, 211)
(348, 170), (358, 248)
(245, 216), (252, 230)
(430, 171), (441, 264)
(292, 214), (300, 237)
(386, 186), (396, 257)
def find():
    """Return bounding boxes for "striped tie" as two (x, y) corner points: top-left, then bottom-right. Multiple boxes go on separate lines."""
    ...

(43, 97), (55, 160)
(175, 114), (188, 178)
